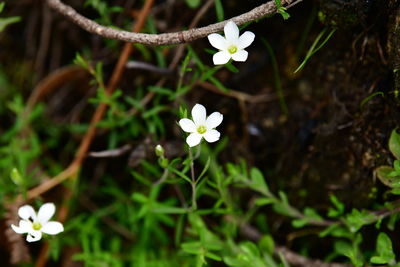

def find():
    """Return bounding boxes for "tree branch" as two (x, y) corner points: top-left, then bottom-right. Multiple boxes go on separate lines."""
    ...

(46, 0), (303, 45)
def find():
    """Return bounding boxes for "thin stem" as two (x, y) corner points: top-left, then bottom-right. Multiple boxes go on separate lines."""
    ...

(153, 169), (169, 186)
(189, 147), (197, 211)
(194, 145), (202, 160)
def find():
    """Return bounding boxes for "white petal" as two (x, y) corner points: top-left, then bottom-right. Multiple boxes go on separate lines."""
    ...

(26, 231), (42, 242)
(207, 33), (227, 50)
(41, 221), (64, 235)
(11, 220), (31, 234)
(18, 205), (36, 220)
(206, 112), (223, 129)
(238, 31), (255, 49)
(231, 50), (248, 62)
(179, 118), (196, 133)
(213, 51), (231, 65)
(37, 203), (55, 223)
(186, 133), (202, 147)
(203, 130), (220, 143)
(191, 104), (207, 125)
(224, 21), (239, 43)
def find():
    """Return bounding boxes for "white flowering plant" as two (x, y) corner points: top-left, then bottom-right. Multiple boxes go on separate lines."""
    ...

(207, 21), (255, 65)
(11, 203), (64, 242)
(179, 103), (223, 147)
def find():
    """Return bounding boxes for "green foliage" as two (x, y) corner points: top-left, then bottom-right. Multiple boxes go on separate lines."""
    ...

(334, 236), (363, 267)
(370, 233), (396, 265)
(360, 91), (385, 109)
(214, 0), (224, 22)
(0, 2), (21, 32)
(84, 0), (122, 25)
(375, 129), (400, 194)
(274, 0), (290, 20)
(262, 38), (288, 114)
(185, 0), (201, 9)
(389, 129), (400, 160)
(294, 27), (336, 73)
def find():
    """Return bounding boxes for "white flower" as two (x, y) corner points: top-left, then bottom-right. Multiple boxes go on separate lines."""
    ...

(11, 203), (64, 242)
(207, 21), (255, 65)
(179, 104), (223, 147)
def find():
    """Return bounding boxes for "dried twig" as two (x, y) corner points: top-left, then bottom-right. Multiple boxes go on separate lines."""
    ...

(88, 144), (132, 158)
(46, 0), (304, 45)
(197, 81), (278, 103)
(126, 61), (174, 75)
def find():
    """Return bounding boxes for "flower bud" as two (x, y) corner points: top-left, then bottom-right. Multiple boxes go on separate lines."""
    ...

(155, 144), (164, 157)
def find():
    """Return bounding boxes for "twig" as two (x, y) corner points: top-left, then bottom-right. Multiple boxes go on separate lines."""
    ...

(275, 246), (352, 267)
(34, 3), (52, 81)
(46, 0), (303, 45)
(126, 60), (174, 75)
(197, 81), (278, 103)
(88, 144), (132, 158)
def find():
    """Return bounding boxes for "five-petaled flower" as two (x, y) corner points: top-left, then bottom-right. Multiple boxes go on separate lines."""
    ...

(179, 104), (223, 147)
(11, 203), (64, 242)
(207, 21), (255, 65)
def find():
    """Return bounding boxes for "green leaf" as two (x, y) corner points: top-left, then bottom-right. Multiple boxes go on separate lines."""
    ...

(390, 187), (400, 195)
(319, 223), (352, 239)
(375, 166), (400, 188)
(10, 168), (24, 186)
(327, 194), (345, 217)
(214, 0), (224, 22)
(131, 192), (148, 203)
(181, 241), (203, 254)
(151, 205), (187, 214)
(0, 16), (21, 32)
(370, 233), (396, 264)
(292, 207), (323, 228)
(254, 197), (274, 206)
(205, 251), (222, 261)
(259, 235), (275, 255)
(240, 242), (260, 258)
(294, 27), (336, 73)
(250, 168), (269, 194)
(345, 209), (376, 232)
(179, 105), (188, 119)
(394, 160), (400, 171)
(292, 218), (308, 228)
(334, 241), (363, 267)
(169, 166), (192, 183)
(185, 0), (201, 9)
(0, 3), (5, 13)
(389, 129), (400, 160)
(197, 156), (211, 182)
(274, 0), (290, 20)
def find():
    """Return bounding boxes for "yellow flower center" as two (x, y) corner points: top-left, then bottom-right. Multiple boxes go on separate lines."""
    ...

(228, 45), (238, 54)
(32, 222), (42, 231)
(197, 125), (207, 134)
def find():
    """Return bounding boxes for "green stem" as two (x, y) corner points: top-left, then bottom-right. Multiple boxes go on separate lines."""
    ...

(189, 147), (197, 211)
